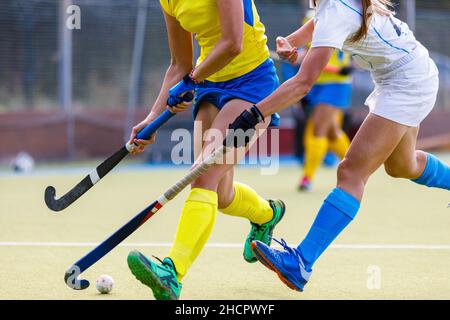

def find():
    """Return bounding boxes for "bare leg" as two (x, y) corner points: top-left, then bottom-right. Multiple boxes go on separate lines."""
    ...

(337, 114), (410, 200)
(384, 126), (427, 179)
(253, 114), (449, 292)
(297, 114), (411, 269)
(192, 99), (270, 207)
(311, 103), (338, 137)
(167, 99), (272, 278)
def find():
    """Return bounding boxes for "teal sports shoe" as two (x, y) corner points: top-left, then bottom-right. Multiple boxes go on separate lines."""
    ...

(127, 250), (181, 300)
(243, 199), (286, 263)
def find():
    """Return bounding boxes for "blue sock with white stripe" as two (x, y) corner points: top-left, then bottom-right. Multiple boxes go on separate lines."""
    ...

(297, 188), (360, 270)
(412, 153), (450, 190)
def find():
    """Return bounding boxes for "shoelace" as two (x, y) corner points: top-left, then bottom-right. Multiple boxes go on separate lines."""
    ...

(152, 255), (175, 269)
(249, 226), (258, 241)
(273, 239), (311, 281)
(152, 255), (179, 288)
(152, 255), (164, 264)
(152, 255), (174, 270)
(273, 238), (302, 261)
(249, 223), (269, 241)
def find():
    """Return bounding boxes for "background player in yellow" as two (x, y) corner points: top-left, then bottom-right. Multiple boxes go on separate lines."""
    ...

(288, 10), (353, 191)
(126, 0), (285, 300)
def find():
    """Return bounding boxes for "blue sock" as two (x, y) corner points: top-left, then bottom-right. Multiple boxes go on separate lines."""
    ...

(412, 153), (450, 190)
(297, 188), (360, 270)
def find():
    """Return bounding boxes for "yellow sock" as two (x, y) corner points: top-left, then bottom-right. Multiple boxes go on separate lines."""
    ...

(328, 132), (350, 160)
(220, 182), (273, 225)
(303, 120), (328, 180)
(304, 118), (314, 144)
(336, 111), (344, 126)
(169, 188), (217, 281)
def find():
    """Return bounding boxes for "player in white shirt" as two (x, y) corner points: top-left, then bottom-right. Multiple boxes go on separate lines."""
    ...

(225, 0), (449, 292)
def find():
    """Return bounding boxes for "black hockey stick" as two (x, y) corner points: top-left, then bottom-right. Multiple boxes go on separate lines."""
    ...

(44, 92), (193, 212)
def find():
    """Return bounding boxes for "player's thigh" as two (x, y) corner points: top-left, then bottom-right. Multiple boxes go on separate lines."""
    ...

(212, 99), (270, 139)
(383, 126), (423, 178)
(192, 101), (228, 192)
(328, 110), (345, 140)
(339, 113), (410, 183)
(202, 99), (270, 163)
(216, 167), (234, 209)
(194, 101), (220, 159)
(213, 99), (270, 207)
(192, 99), (269, 195)
(311, 103), (338, 136)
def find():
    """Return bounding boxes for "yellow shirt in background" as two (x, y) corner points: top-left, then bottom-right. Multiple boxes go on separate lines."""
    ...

(316, 49), (352, 84)
(159, 0), (270, 82)
(302, 16), (352, 85)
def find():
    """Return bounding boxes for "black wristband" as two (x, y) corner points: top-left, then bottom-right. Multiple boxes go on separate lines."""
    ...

(250, 105), (264, 123)
(339, 66), (354, 76)
(182, 73), (191, 83)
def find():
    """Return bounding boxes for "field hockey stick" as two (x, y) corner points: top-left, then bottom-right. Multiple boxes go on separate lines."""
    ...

(64, 144), (229, 290)
(44, 92), (194, 212)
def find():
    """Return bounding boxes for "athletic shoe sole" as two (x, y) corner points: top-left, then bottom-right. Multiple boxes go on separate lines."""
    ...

(298, 184), (312, 192)
(127, 250), (177, 300)
(251, 242), (304, 292)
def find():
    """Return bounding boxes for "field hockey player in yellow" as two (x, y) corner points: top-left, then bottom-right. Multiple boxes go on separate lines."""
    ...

(126, 0), (285, 300)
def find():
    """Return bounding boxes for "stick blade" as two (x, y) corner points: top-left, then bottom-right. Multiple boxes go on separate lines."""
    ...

(44, 186), (66, 212)
(64, 265), (90, 290)
(44, 175), (93, 212)
(44, 147), (129, 212)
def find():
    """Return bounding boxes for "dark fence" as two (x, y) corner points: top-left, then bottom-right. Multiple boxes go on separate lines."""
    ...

(0, 0), (449, 161)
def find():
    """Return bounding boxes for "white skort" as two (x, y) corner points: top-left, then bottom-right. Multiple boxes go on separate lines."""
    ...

(365, 45), (439, 127)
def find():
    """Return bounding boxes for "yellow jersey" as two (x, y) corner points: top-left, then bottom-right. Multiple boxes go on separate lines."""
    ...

(316, 49), (352, 85)
(159, 0), (270, 82)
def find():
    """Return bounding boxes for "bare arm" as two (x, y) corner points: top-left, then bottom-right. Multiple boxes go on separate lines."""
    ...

(295, 47), (342, 74)
(129, 11), (193, 150)
(191, 0), (244, 82)
(276, 19), (314, 64)
(286, 19), (315, 48)
(148, 11), (194, 119)
(257, 47), (335, 117)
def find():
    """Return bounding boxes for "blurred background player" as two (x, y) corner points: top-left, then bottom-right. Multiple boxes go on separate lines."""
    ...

(126, 0), (285, 300)
(282, 10), (354, 191)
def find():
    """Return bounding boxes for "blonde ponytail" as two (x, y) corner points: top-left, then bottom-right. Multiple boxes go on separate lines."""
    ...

(311, 0), (395, 43)
(349, 0), (395, 42)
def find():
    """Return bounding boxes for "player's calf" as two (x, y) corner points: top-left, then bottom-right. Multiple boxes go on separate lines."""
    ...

(412, 153), (450, 190)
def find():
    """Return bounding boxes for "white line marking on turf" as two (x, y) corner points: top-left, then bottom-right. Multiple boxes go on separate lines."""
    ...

(1, 242), (450, 250)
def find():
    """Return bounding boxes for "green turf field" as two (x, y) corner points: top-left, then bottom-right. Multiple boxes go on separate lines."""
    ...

(1, 156), (449, 300)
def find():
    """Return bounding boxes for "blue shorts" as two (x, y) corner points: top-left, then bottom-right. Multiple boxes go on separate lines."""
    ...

(193, 59), (280, 127)
(303, 83), (353, 110)
(281, 62), (299, 82)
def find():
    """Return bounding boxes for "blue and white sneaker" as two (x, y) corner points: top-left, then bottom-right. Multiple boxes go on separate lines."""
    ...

(251, 238), (312, 292)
